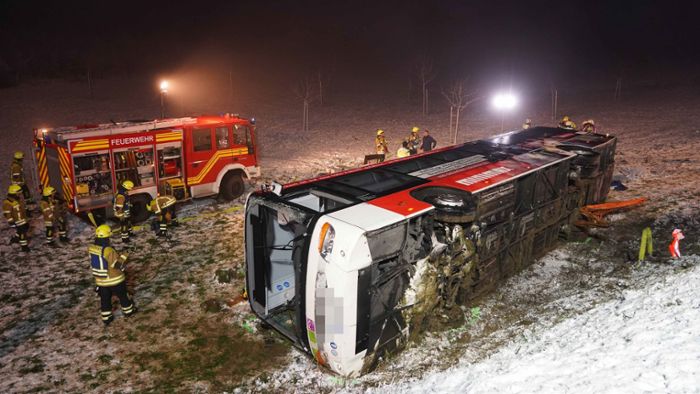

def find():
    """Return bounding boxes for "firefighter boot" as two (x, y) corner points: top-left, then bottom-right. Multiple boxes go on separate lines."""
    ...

(60, 235), (70, 243)
(9, 235), (19, 244)
(21, 245), (30, 252)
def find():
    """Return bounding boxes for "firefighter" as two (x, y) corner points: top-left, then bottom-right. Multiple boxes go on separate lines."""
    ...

(581, 119), (596, 133)
(89, 224), (136, 325)
(3, 185), (29, 252)
(113, 180), (134, 243)
(558, 116), (577, 130)
(407, 126), (420, 155)
(147, 194), (177, 238)
(522, 118), (532, 129)
(669, 228), (684, 259)
(375, 129), (389, 156)
(39, 186), (69, 246)
(397, 140), (411, 158)
(10, 151), (34, 205)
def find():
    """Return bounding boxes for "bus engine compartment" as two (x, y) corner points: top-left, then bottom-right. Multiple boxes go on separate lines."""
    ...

(245, 126), (616, 376)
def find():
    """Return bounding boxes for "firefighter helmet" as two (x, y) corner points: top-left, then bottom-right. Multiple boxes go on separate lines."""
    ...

(411, 126), (420, 133)
(96, 224), (112, 238)
(562, 116), (570, 122)
(121, 180), (134, 191)
(376, 129), (384, 136)
(8, 184), (22, 195)
(43, 186), (56, 197)
(13, 151), (24, 160)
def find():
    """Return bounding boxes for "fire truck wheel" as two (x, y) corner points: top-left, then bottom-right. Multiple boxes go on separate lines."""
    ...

(220, 172), (245, 201)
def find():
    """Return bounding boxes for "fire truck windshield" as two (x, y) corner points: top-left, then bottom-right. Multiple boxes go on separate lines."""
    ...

(245, 195), (315, 348)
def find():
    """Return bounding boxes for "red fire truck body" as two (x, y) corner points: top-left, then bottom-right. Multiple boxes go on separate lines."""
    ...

(34, 115), (259, 221)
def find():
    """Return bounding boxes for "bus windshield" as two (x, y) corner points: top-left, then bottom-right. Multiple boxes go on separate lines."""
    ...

(245, 194), (314, 347)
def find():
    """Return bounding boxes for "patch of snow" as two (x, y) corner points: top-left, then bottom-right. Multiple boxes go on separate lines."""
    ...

(377, 260), (700, 393)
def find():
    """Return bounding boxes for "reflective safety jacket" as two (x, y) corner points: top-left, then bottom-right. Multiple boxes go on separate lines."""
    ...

(10, 160), (25, 185)
(375, 136), (389, 154)
(113, 192), (130, 219)
(148, 196), (176, 215)
(2, 197), (27, 226)
(88, 244), (127, 287)
(40, 196), (66, 226)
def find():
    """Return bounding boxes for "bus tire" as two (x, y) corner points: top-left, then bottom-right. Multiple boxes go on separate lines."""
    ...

(130, 194), (151, 223)
(220, 172), (245, 201)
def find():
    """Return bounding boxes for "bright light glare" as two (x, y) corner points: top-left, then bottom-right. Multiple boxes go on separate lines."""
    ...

(159, 80), (169, 93)
(491, 92), (518, 110)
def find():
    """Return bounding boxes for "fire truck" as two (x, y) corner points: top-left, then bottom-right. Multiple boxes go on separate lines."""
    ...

(33, 115), (259, 222)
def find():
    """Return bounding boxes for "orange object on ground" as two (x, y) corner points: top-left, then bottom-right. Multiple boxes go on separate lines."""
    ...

(575, 197), (647, 228)
(669, 229), (684, 258)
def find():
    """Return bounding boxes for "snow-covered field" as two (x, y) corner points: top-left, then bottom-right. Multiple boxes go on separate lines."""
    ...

(1, 77), (700, 392)
(381, 258), (700, 394)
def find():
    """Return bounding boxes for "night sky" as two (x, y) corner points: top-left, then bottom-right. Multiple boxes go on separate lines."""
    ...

(1, 0), (699, 88)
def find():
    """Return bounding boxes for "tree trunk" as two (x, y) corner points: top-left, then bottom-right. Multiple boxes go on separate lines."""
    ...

(454, 108), (460, 144)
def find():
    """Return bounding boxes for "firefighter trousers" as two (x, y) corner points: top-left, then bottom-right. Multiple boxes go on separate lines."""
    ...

(99, 282), (135, 322)
(16, 223), (29, 248)
(45, 218), (67, 243)
(119, 217), (132, 241)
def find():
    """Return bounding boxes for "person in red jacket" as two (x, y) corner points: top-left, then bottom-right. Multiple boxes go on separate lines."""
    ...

(669, 228), (684, 258)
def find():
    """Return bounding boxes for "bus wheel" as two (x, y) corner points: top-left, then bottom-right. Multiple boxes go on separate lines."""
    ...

(220, 172), (245, 201)
(130, 194), (151, 223)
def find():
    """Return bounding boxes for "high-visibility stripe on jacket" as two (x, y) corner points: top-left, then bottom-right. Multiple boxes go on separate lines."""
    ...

(148, 196), (176, 215)
(88, 244), (127, 287)
(40, 199), (54, 226)
(2, 198), (27, 226)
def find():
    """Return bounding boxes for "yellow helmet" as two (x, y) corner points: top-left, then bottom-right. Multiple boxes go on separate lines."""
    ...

(121, 180), (134, 190)
(95, 224), (112, 238)
(562, 116), (570, 122)
(8, 184), (22, 195)
(43, 186), (56, 197)
(376, 129), (384, 136)
(14, 151), (24, 160)
(411, 126), (420, 133)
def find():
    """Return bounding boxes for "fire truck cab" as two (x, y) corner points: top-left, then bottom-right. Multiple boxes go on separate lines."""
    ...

(34, 115), (259, 222)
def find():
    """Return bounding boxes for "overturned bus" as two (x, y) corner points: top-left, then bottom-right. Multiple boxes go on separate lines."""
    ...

(245, 126), (616, 376)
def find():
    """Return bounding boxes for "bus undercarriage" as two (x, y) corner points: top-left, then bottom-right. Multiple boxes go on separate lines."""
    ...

(245, 127), (616, 376)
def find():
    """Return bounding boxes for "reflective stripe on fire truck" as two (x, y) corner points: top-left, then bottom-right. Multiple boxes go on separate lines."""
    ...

(57, 147), (74, 203)
(35, 140), (49, 188)
(72, 139), (110, 152)
(155, 131), (183, 143)
(186, 147), (249, 185)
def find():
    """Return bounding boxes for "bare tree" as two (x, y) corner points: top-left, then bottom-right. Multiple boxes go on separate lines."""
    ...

(293, 77), (318, 132)
(442, 79), (479, 144)
(317, 69), (333, 107)
(415, 57), (437, 116)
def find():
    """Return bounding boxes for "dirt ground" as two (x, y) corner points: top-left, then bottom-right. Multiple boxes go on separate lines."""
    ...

(1, 77), (699, 392)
